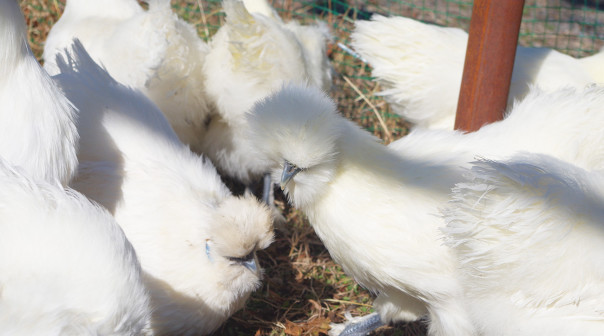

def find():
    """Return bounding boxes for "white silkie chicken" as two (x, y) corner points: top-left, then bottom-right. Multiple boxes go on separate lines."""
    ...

(200, 0), (332, 201)
(351, 15), (604, 129)
(43, 0), (213, 152)
(246, 83), (604, 336)
(0, 158), (153, 336)
(1, 0), (78, 186)
(0, 1), (152, 333)
(443, 153), (604, 335)
(53, 41), (274, 335)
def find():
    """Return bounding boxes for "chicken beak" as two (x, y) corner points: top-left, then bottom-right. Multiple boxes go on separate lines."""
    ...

(243, 257), (258, 273)
(280, 160), (302, 190)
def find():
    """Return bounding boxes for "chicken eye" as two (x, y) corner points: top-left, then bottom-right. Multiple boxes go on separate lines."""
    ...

(226, 250), (254, 263)
(284, 160), (306, 172)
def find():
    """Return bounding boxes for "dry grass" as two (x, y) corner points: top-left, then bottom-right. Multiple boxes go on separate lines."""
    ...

(19, 0), (603, 335)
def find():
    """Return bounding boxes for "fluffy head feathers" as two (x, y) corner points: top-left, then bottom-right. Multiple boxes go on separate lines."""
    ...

(210, 196), (274, 261)
(247, 83), (340, 170)
(246, 84), (343, 208)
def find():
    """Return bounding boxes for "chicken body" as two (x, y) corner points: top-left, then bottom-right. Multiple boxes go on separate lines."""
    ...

(1, 0), (78, 186)
(43, 0), (213, 151)
(200, 0), (332, 187)
(352, 15), (604, 129)
(0, 158), (153, 336)
(0, 2), (151, 333)
(247, 83), (604, 335)
(443, 153), (604, 335)
(54, 41), (274, 335)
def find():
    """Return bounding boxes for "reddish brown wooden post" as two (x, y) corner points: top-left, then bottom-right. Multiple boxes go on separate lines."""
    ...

(454, 0), (525, 132)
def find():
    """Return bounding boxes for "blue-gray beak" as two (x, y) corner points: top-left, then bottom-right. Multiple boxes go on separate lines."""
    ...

(280, 160), (302, 190)
(243, 257), (257, 273)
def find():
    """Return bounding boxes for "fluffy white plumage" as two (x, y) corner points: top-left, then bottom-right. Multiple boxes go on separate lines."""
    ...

(54, 41), (274, 335)
(0, 2), (151, 332)
(351, 15), (604, 129)
(43, 0), (213, 151)
(0, 0), (78, 186)
(199, 0), (332, 186)
(0, 158), (153, 336)
(246, 83), (604, 335)
(442, 153), (604, 335)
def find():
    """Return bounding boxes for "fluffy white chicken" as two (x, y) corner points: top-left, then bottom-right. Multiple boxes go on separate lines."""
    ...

(53, 41), (274, 335)
(0, 0), (78, 186)
(0, 1), (152, 333)
(43, 0), (213, 152)
(200, 0), (332, 194)
(246, 83), (604, 336)
(351, 15), (604, 129)
(0, 158), (153, 336)
(443, 153), (604, 335)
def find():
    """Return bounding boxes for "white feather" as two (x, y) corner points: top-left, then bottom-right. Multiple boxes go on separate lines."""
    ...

(0, 0), (78, 186)
(0, 157), (153, 336)
(54, 41), (274, 335)
(442, 153), (604, 335)
(43, 0), (213, 152)
(351, 15), (603, 129)
(246, 83), (604, 335)
(0, 3), (151, 327)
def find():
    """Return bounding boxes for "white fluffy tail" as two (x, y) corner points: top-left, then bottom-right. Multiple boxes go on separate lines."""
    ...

(351, 15), (468, 129)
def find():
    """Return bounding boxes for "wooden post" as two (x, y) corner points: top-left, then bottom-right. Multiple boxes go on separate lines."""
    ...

(454, 0), (525, 132)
